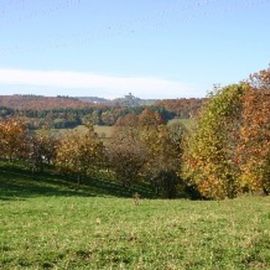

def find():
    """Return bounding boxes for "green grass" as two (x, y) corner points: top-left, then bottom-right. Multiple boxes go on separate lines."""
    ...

(1, 168), (270, 269)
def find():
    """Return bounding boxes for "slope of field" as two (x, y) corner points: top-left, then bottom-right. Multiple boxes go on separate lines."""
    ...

(1, 168), (270, 269)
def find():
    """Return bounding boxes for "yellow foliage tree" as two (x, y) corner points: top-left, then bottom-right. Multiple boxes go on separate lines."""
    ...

(183, 84), (247, 199)
(55, 125), (106, 184)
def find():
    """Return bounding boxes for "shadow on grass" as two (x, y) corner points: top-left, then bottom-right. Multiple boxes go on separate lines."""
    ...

(0, 165), (155, 201)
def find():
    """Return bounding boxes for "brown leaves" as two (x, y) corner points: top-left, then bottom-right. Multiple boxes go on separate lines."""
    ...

(55, 125), (106, 179)
(0, 118), (29, 161)
(238, 84), (270, 193)
(184, 67), (270, 199)
(183, 84), (246, 199)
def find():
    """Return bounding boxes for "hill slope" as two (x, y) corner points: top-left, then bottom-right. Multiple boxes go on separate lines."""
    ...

(0, 169), (270, 269)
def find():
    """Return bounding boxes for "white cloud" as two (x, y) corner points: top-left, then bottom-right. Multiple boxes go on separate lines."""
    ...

(0, 68), (203, 98)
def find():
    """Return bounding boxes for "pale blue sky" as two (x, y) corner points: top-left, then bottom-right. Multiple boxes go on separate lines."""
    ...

(0, 0), (270, 98)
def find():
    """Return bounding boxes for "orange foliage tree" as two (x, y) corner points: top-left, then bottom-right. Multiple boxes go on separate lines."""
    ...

(237, 69), (270, 193)
(0, 118), (29, 161)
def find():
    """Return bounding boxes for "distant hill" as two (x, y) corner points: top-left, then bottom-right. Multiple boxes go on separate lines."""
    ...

(0, 95), (93, 110)
(155, 98), (207, 118)
(0, 95), (204, 118)
(77, 96), (109, 104)
(0, 94), (158, 110)
(111, 93), (157, 107)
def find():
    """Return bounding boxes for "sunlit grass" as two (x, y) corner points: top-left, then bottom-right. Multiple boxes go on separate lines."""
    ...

(0, 169), (270, 269)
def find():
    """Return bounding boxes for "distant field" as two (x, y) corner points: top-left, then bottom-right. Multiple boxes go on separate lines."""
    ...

(47, 125), (114, 139)
(47, 118), (193, 140)
(93, 125), (114, 138)
(168, 118), (195, 131)
(0, 167), (270, 269)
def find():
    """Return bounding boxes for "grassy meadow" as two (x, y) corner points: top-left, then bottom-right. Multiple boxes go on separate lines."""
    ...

(47, 118), (194, 141)
(1, 166), (270, 269)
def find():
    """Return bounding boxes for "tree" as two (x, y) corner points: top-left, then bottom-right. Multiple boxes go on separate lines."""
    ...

(28, 130), (58, 172)
(249, 67), (270, 90)
(237, 68), (270, 194)
(0, 118), (29, 162)
(138, 108), (164, 126)
(114, 113), (139, 128)
(183, 84), (246, 199)
(154, 98), (205, 119)
(55, 125), (106, 184)
(107, 129), (147, 187)
(139, 123), (185, 198)
(110, 112), (186, 197)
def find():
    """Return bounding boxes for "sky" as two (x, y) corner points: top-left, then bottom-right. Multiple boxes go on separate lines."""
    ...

(0, 0), (270, 99)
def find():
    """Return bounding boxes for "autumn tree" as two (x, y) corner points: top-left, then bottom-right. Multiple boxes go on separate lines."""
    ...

(139, 123), (185, 198)
(138, 108), (164, 126)
(155, 98), (205, 118)
(110, 108), (186, 197)
(237, 68), (270, 194)
(249, 67), (270, 90)
(28, 130), (58, 172)
(55, 125), (106, 184)
(114, 113), (139, 128)
(183, 84), (247, 199)
(238, 89), (270, 193)
(0, 118), (29, 162)
(107, 129), (147, 187)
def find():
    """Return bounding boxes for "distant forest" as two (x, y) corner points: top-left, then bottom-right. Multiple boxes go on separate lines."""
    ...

(0, 94), (204, 129)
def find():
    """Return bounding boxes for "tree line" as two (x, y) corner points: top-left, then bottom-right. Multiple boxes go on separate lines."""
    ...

(0, 67), (269, 199)
(0, 108), (186, 198)
(0, 97), (202, 129)
(184, 67), (270, 199)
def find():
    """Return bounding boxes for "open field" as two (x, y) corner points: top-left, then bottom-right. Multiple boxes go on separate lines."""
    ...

(47, 125), (114, 139)
(93, 125), (114, 138)
(1, 167), (270, 269)
(168, 118), (195, 131)
(48, 118), (193, 140)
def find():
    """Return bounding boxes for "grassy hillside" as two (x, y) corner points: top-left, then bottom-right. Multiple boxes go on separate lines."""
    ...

(1, 168), (270, 269)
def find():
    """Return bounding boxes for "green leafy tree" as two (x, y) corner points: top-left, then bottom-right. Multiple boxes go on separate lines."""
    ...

(183, 84), (247, 199)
